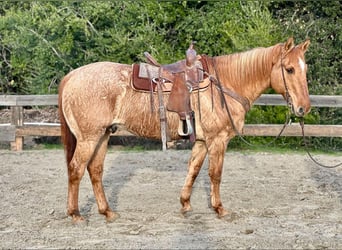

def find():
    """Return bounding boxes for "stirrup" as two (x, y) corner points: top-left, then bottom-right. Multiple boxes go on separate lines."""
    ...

(178, 114), (193, 136)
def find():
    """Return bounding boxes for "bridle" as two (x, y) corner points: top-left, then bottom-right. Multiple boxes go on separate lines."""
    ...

(281, 53), (341, 168)
(207, 57), (291, 147)
(280, 55), (294, 110)
(209, 54), (341, 168)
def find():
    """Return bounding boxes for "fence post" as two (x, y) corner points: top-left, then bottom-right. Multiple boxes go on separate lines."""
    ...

(10, 106), (23, 151)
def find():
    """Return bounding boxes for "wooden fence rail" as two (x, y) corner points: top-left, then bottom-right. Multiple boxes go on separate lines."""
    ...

(0, 94), (341, 151)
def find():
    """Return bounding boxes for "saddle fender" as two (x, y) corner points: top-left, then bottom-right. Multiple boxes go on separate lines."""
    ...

(166, 72), (195, 139)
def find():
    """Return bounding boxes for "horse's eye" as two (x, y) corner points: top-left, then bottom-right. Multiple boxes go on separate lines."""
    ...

(286, 67), (294, 74)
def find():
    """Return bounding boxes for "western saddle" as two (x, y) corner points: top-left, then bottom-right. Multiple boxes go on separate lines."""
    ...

(131, 42), (210, 150)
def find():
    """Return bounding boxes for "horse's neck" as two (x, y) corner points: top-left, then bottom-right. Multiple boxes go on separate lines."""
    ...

(213, 44), (280, 104)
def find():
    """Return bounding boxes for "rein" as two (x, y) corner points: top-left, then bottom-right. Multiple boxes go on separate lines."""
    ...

(299, 118), (342, 168)
(280, 55), (341, 168)
(207, 57), (341, 168)
(208, 57), (291, 147)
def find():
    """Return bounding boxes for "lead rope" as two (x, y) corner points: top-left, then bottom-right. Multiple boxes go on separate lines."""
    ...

(299, 118), (342, 168)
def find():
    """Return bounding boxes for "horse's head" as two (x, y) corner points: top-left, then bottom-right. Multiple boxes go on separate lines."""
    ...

(271, 37), (311, 117)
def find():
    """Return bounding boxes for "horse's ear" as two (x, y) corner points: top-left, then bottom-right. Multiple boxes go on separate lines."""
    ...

(283, 37), (295, 54)
(298, 39), (310, 53)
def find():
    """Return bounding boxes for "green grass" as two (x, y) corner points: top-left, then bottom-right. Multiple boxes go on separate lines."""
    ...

(228, 144), (341, 156)
(228, 136), (342, 155)
(32, 136), (341, 156)
(40, 143), (63, 150)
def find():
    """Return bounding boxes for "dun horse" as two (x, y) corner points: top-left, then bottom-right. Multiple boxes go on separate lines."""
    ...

(58, 37), (311, 222)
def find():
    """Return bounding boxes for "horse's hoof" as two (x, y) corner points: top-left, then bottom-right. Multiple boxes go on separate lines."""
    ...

(215, 207), (239, 222)
(218, 211), (239, 222)
(71, 215), (88, 225)
(180, 204), (192, 213)
(215, 206), (228, 217)
(180, 206), (192, 218)
(106, 211), (120, 223)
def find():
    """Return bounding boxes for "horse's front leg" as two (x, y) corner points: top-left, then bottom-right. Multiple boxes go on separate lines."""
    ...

(207, 135), (230, 218)
(180, 140), (208, 214)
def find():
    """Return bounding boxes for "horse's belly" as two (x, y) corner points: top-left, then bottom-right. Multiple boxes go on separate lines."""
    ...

(113, 105), (181, 140)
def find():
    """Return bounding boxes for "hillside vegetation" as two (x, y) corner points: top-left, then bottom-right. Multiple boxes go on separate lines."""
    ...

(0, 1), (340, 150)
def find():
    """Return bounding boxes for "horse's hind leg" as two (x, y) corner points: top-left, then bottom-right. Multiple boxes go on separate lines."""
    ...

(87, 131), (118, 222)
(180, 140), (208, 214)
(67, 139), (99, 222)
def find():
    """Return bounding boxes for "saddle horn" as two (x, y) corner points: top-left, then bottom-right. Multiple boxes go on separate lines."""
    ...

(186, 41), (197, 67)
(144, 52), (160, 67)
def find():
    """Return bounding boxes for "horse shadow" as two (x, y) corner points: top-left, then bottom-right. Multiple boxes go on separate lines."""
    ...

(309, 158), (342, 203)
(81, 146), (212, 219)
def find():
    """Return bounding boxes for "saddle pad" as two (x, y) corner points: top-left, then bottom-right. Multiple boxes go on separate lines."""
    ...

(138, 63), (159, 79)
(132, 64), (172, 92)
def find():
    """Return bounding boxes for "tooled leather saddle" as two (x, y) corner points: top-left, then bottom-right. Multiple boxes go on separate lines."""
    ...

(131, 42), (210, 150)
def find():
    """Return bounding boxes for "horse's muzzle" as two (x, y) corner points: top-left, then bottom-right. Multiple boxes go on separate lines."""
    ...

(294, 105), (311, 117)
(295, 106), (305, 117)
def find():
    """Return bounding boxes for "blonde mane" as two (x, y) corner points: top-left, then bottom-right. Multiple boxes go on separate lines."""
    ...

(213, 44), (281, 93)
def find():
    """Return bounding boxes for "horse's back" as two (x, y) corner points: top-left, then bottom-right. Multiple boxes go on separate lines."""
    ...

(60, 61), (131, 102)
(63, 61), (131, 87)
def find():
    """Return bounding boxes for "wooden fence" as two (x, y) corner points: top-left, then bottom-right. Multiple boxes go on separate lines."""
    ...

(0, 94), (341, 151)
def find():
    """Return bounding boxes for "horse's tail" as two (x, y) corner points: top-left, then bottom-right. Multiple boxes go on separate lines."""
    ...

(58, 75), (76, 166)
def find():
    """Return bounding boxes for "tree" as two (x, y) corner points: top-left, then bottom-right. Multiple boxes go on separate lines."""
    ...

(0, 1), (280, 94)
(268, 1), (342, 150)
(269, 1), (341, 95)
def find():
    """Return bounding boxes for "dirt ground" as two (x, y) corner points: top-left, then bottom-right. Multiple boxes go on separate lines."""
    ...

(0, 149), (341, 249)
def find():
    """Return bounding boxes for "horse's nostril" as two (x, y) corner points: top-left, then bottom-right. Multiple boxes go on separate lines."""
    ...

(297, 106), (305, 116)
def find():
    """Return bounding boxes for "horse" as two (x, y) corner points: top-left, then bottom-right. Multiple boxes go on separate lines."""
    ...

(58, 37), (311, 222)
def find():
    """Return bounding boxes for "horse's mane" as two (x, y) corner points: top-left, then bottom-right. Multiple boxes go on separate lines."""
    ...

(213, 44), (281, 90)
